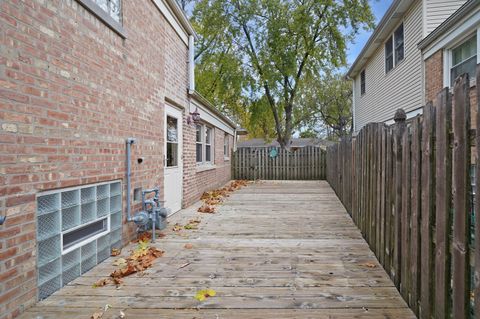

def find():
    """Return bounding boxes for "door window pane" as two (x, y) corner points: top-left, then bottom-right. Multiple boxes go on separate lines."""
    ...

(166, 116), (178, 167)
(167, 117), (178, 142)
(166, 143), (178, 167)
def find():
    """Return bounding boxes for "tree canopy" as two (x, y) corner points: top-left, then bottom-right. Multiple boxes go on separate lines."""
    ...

(191, 0), (374, 147)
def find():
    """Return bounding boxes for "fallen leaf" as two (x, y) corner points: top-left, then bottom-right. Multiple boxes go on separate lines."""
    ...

(93, 278), (110, 288)
(360, 262), (377, 268)
(184, 243), (193, 249)
(198, 205), (215, 214)
(178, 262), (191, 269)
(118, 310), (126, 319)
(172, 223), (183, 232)
(113, 258), (127, 267)
(91, 311), (103, 319)
(195, 288), (217, 301)
(111, 248), (121, 256)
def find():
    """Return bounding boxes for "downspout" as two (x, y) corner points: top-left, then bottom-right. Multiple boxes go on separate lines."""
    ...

(126, 138), (136, 221)
(188, 35), (195, 94)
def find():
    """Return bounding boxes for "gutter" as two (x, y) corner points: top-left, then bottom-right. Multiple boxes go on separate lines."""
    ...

(164, 0), (198, 40)
(417, 0), (479, 50)
(189, 90), (238, 129)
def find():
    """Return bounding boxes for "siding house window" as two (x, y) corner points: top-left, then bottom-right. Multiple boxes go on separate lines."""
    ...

(196, 124), (214, 164)
(360, 70), (366, 95)
(385, 36), (394, 72)
(450, 35), (477, 86)
(394, 24), (404, 64)
(385, 23), (404, 73)
(224, 133), (230, 158)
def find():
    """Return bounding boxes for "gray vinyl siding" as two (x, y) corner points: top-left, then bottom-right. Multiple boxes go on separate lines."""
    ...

(424, 0), (467, 35)
(353, 0), (423, 134)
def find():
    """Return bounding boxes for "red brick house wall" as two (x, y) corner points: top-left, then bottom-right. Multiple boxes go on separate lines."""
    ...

(0, 1), (234, 318)
(424, 49), (477, 128)
(182, 123), (233, 207)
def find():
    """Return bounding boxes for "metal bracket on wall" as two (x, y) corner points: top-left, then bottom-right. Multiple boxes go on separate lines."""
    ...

(0, 215), (6, 225)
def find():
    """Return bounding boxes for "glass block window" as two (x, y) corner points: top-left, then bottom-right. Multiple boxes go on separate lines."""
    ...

(36, 180), (123, 300)
(94, 0), (122, 23)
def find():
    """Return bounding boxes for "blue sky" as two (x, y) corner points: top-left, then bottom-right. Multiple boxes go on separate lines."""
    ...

(346, 0), (393, 65)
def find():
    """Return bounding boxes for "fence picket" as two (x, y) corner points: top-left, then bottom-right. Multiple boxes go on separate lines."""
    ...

(434, 88), (452, 319)
(452, 74), (471, 319)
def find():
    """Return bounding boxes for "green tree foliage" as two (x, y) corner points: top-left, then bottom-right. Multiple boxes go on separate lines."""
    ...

(192, 0), (374, 147)
(298, 72), (353, 140)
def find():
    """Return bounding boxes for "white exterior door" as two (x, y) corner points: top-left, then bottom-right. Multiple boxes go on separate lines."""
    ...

(164, 104), (183, 213)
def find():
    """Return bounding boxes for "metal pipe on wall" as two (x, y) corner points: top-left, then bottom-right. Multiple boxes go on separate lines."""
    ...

(126, 138), (136, 221)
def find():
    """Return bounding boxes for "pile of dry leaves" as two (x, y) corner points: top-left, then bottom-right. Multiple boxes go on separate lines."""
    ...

(94, 240), (164, 288)
(197, 180), (248, 213)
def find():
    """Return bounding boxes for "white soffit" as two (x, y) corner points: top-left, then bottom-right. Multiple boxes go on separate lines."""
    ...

(190, 100), (235, 135)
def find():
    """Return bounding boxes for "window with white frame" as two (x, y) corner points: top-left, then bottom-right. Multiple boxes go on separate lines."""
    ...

(224, 133), (230, 158)
(450, 34), (477, 86)
(94, 0), (122, 23)
(196, 124), (214, 164)
(360, 70), (366, 95)
(385, 23), (404, 73)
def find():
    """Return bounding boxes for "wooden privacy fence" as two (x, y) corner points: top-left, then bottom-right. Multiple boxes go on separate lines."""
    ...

(326, 72), (479, 319)
(233, 146), (326, 180)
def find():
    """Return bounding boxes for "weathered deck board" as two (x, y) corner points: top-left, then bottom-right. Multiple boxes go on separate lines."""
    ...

(19, 181), (415, 319)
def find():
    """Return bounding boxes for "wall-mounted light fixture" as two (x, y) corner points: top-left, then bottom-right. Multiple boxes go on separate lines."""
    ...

(187, 106), (201, 125)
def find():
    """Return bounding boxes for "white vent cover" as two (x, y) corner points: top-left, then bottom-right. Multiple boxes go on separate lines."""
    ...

(36, 180), (123, 300)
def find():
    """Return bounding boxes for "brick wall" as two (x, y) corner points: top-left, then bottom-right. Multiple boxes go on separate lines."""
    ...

(425, 49), (477, 128)
(182, 125), (233, 207)
(0, 1), (232, 318)
(425, 50), (444, 103)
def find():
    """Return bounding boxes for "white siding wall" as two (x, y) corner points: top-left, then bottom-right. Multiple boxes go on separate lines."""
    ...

(353, 0), (423, 133)
(424, 0), (467, 36)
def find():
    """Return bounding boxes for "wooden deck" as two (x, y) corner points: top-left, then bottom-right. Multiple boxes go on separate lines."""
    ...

(20, 181), (416, 318)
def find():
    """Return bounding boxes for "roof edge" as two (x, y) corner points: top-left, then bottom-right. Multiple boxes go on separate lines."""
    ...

(346, 0), (405, 78)
(164, 0), (198, 40)
(417, 0), (478, 50)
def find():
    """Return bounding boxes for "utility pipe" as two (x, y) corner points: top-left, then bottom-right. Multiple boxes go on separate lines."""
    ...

(126, 138), (136, 221)
(188, 35), (195, 93)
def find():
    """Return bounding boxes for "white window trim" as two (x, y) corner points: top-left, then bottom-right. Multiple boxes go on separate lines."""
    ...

(37, 179), (121, 255)
(62, 217), (110, 255)
(196, 123), (214, 166)
(443, 28), (479, 88)
(385, 22), (405, 74)
(224, 134), (230, 160)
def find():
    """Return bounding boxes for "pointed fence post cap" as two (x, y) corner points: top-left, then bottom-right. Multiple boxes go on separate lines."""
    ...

(394, 109), (406, 123)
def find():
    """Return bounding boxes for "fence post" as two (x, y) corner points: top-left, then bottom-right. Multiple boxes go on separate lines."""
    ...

(393, 109), (406, 288)
(434, 88), (452, 319)
(452, 74), (471, 319)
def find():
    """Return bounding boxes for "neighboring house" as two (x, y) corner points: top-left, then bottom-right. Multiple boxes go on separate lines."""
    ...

(0, 0), (236, 317)
(419, 0), (479, 127)
(238, 138), (334, 150)
(348, 0), (467, 134)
